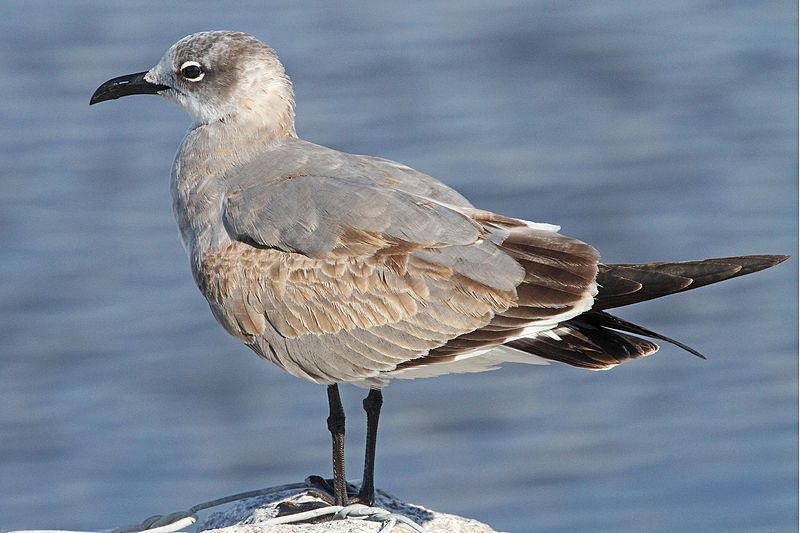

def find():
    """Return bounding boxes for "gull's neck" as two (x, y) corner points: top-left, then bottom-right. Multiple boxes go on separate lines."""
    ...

(218, 86), (298, 141)
(182, 87), (297, 172)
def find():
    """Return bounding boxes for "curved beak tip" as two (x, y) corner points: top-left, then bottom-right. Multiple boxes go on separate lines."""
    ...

(90, 71), (169, 106)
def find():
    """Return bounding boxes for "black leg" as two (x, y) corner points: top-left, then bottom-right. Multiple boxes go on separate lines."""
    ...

(326, 384), (348, 506)
(357, 388), (383, 505)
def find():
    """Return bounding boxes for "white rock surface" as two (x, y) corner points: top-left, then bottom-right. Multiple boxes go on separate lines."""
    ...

(196, 484), (504, 533)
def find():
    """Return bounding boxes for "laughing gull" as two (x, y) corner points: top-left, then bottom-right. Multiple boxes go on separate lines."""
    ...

(90, 31), (787, 507)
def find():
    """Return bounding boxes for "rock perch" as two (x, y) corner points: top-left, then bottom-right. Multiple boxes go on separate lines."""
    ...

(197, 485), (503, 533)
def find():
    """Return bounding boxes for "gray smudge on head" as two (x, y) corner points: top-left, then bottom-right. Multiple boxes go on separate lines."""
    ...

(170, 31), (279, 100)
(145, 31), (293, 127)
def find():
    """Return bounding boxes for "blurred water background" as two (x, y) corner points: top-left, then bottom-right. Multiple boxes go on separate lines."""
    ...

(0, 2), (796, 532)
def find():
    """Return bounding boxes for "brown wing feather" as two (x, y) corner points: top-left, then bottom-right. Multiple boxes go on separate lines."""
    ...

(394, 222), (600, 370)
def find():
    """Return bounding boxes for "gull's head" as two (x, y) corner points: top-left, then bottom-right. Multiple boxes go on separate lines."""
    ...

(91, 31), (296, 133)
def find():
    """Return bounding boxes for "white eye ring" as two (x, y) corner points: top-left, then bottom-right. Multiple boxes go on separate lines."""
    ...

(179, 60), (205, 81)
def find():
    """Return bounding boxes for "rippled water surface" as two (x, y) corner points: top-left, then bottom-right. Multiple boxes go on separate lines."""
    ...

(0, 2), (796, 532)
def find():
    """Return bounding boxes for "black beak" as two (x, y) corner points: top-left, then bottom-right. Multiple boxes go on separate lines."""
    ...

(90, 71), (170, 105)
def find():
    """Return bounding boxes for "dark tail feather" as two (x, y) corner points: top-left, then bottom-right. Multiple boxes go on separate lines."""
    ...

(594, 255), (788, 310)
(505, 314), (661, 370)
(586, 310), (706, 359)
(505, 255), (787, 370)
(505, 310), (704, 370)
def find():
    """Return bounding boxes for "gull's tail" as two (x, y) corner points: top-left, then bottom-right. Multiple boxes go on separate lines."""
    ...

(506, 254), (788, 370)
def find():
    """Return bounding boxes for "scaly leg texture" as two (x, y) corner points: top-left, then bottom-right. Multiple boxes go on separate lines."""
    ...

(358, 388), (383, 505)
(326, 384), (348, 506)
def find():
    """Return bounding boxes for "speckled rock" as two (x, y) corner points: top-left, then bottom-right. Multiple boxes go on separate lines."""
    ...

(196, 483), (503, 533)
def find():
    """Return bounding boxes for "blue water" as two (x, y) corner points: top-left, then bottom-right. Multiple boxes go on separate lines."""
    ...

(0, 2), (796, 532)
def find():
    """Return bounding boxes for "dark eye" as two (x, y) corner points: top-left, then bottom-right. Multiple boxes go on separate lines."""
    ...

(180, 61), (205, 81)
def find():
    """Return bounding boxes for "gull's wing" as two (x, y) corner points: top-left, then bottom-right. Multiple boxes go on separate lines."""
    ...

(222, 173), (483, 259)
(197, 147), (600, 384)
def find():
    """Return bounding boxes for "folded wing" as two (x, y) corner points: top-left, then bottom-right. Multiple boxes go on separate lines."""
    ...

(201, 168), (600, 384)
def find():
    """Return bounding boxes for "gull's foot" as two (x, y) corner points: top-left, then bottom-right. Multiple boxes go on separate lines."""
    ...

(274, 477), (379, 523)
(304, 475), (361, 505)
(351, 490), (375, 507)
(275, 499), (333, 521)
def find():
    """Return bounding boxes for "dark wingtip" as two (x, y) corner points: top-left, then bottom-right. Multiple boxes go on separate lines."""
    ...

(589, 311), (708, 360)
(669, 337), (707, 360)
(763, 254), (790, 267)
(739, 254), (790, 272)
